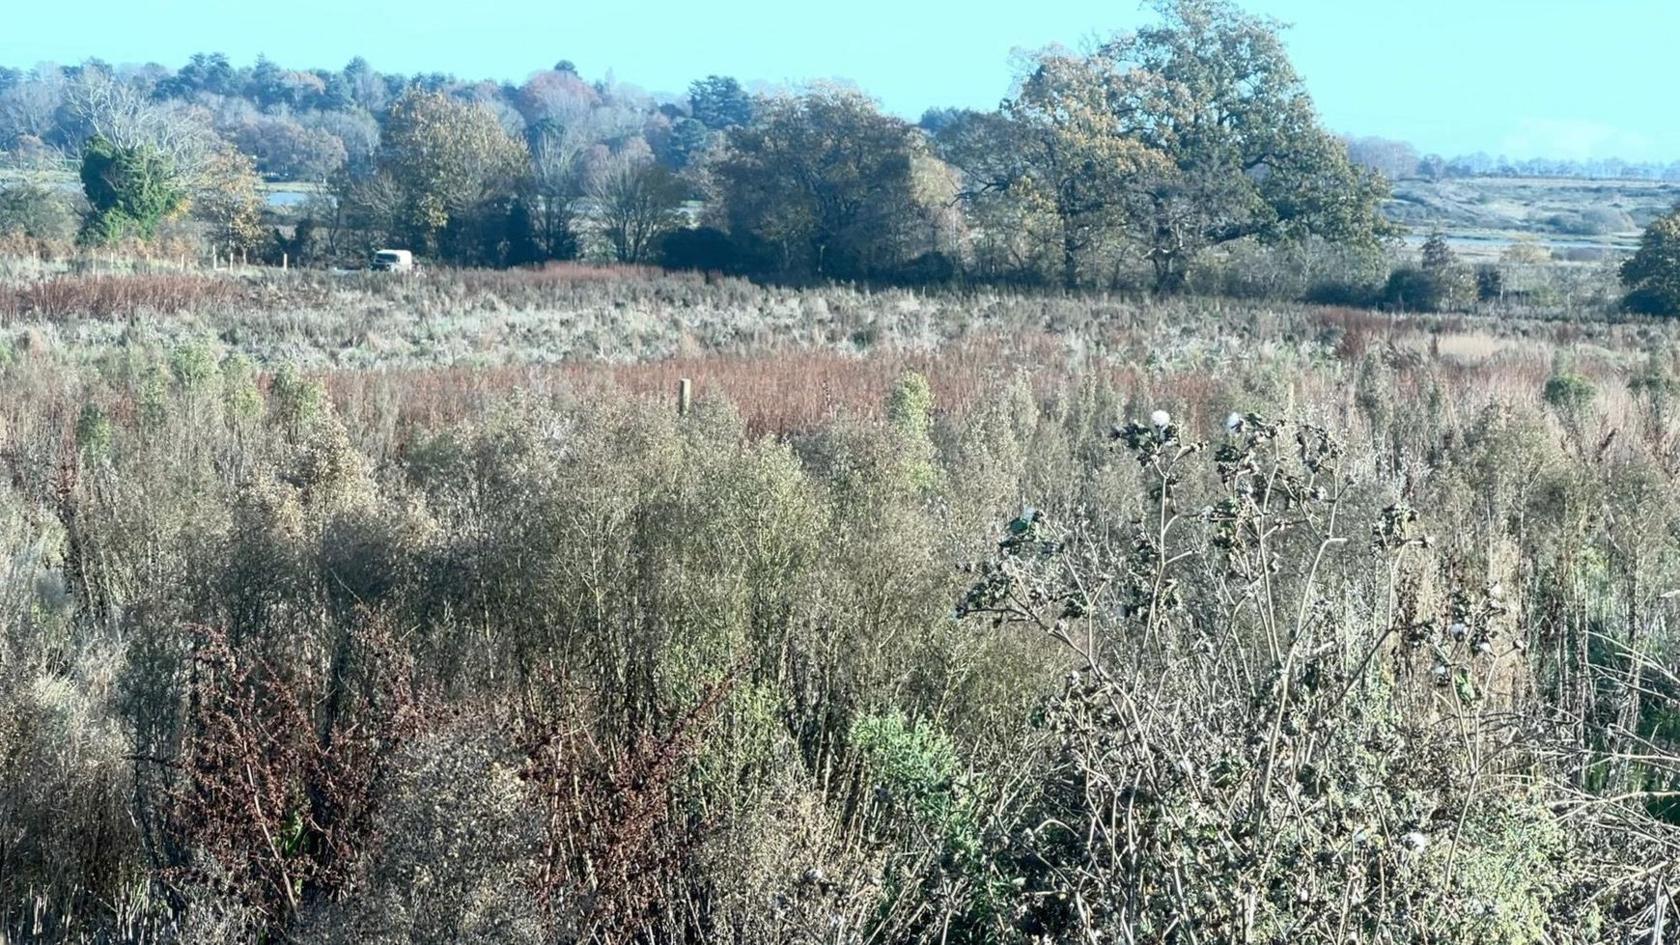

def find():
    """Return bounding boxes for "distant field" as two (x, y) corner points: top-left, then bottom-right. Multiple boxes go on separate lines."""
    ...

(1388, 175), (1680, 260)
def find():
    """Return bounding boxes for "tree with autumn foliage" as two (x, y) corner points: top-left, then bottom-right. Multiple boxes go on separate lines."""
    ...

(948, 0), (1391, 292)
(194, 147), (268, 256)
(1100, 0), (1392, 292)
(346, 89), (529, 263)
(958, 52), (1165, 289)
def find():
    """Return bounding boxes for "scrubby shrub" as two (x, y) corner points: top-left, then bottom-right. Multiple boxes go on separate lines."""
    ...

(1475, 263), (1505, 301)
(852, 712), (978, 860)
(0, 182), (79, 251)
(1622, 207), (1680, 317)
(943, 411), (1643, 942)
(1543, 372), (1596, 416)
(75, 402), (113, 457)
(294, 726), (541, 945)
(1192, 237), (1389, 304)
(221, 352), (264, 419)
(270, 363), (325, 435)
(0, 670), (139, 925)
(169, 340), (220, 392)
(2, 278), (1679, 944)
(1542, 356), (1598, 434)
(886, 370), (940, 491)
(1546, 206), (1633, 237)
(658, 225), (742, 273)
(1303, 278), (1381, 307)
(1383, 265), (1470, 312)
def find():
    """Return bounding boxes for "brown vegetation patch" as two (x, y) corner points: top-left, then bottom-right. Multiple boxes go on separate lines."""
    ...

(0, 272), (247, 322)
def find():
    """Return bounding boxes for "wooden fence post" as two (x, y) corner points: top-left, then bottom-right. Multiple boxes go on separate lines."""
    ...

(677, 378), (692, 417)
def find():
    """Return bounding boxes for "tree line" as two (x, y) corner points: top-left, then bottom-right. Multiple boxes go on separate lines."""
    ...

(1342, 136), (1680, 184)
(6, 0), (1680, 311)
(0, 0), (1411, 292)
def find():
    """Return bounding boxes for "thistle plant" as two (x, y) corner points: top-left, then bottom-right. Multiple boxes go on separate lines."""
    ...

(947, 409), (1607, 943)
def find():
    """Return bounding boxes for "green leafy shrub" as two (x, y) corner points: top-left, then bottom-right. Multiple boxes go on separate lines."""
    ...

(1384, 265), (1473, 312)
(270, 363), (325, 436)
(74, 403), (113, 457)
(886, 370), (940, 491)
(79, 136), (187, 245)
(1542, 372), (1596, 416)
(0, 182), (79, 248)
(169, 340), (221, 392)
(1622, 206), (1680, 317)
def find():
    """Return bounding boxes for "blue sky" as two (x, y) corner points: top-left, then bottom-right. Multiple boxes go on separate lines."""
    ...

(5, 0), (1675, 161)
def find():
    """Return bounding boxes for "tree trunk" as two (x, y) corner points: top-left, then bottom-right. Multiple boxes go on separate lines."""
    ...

(1057, 182), (1080, 291)
(1061, 220), (1079, 291)
(1152, 251), (1187, 295)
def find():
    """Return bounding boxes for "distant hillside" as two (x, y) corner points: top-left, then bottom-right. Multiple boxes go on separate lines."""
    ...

(1386, 176), (1680, 253)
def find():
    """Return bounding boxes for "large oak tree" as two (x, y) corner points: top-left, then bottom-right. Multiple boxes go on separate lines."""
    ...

(715, 88), (933, 280)
(349, 89), (529, 263)
(955, 0), (1391, 291)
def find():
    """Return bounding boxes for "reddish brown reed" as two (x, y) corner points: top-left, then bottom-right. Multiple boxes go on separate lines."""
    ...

(448, 261), (703, 294)
(318, 331), (1088, 438)
(1308, 306), (1402, 362)
(0, 273), (246, 322)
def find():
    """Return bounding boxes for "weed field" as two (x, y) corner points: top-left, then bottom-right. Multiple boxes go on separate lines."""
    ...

(2, 264), (1680, 942)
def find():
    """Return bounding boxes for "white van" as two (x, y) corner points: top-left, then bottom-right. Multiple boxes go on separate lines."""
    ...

(371, 249), (414, 272)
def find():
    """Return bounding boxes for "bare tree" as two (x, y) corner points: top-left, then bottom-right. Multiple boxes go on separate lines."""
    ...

(0, 72), (66, 145)
(530, 128), (589, 259)
(586, 152), (684, 264)
(517, 70), (598, 133)
(1344, 136), (1422, 181)
(63, 70), (219, 187)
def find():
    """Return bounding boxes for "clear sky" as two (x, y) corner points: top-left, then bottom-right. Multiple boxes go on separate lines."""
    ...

(4, 0), (1675, 162)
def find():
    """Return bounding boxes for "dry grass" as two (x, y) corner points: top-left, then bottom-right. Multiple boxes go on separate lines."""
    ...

(0, 272), (248, 322)
(3, 262), (1680, 943)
